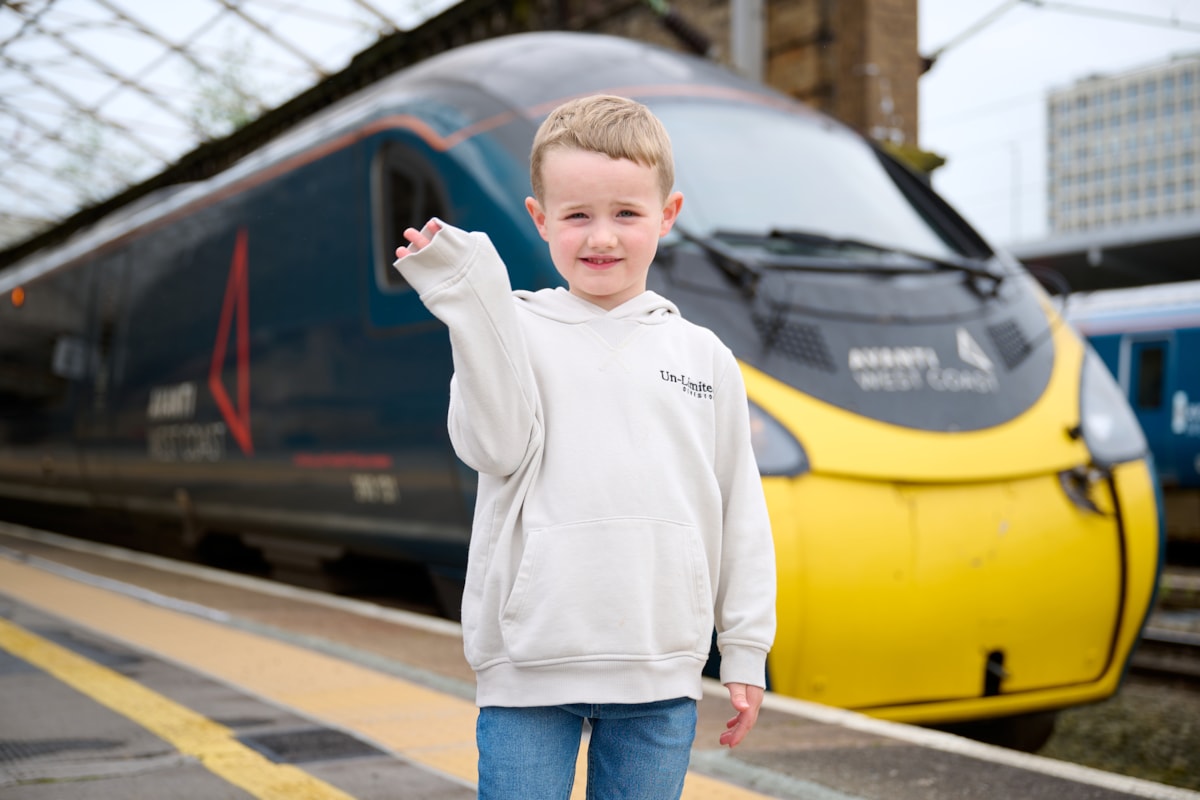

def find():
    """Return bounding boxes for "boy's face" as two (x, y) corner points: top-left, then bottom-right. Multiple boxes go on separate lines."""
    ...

(525, 148), (683, 311)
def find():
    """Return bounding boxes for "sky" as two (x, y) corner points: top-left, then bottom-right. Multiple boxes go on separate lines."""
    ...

(917, 0), (1200, 248)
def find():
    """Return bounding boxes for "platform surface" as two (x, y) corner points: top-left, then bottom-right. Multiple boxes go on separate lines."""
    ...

(1, 522), (1197, 800)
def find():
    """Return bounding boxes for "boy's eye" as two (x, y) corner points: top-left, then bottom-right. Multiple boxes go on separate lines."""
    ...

(617, 210), (637, 218)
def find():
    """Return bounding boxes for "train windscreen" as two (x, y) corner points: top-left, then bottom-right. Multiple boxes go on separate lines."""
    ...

(651, 101), (962, 262)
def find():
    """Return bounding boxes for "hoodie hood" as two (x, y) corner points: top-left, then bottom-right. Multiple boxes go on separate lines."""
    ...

(513, 287), (679, 325)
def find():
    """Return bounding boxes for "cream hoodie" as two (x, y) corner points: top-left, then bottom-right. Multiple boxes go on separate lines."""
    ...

(395, 223), (776, 707)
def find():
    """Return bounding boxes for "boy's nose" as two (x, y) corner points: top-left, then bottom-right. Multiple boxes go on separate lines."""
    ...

(588, 223), (618, 250)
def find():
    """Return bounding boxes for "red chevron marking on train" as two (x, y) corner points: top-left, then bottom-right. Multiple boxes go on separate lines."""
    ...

(209, 228), (253, 456)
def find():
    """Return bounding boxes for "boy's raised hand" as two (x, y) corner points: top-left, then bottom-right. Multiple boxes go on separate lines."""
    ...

(721, 682), (764, 748)
(395, 219), (442, 260)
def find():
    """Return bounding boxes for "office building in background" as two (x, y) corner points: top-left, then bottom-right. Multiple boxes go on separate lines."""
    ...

(1047, 51), (1199, 233)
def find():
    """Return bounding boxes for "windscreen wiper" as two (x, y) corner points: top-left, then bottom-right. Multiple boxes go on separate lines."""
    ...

(668, 226), (1005, 299)
(669, 226), (924, 296)
(767, 228), (1004, 293)
(670, 225), (762, 297)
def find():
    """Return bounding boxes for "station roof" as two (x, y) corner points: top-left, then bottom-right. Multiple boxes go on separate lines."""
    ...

(1008, 214), (1200, 293)
(0, 0), (453, 256)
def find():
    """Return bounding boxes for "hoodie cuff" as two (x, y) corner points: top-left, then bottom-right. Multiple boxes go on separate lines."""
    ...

(719, 645), (769, 689)
(392, 220), (489, 300)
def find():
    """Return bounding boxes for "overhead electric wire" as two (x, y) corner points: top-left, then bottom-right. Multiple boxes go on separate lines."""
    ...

(1024, 0), (1200, 35)
(922, 0), (1200, 72)
(923, 0), (1023, 69)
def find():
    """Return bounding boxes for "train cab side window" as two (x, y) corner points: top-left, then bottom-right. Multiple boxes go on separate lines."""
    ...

(1135, 344), (1165, 409)
(373, 141), (448, 291)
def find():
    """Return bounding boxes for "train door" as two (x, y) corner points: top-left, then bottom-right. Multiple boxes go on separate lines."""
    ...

(77, 251), (130, 491)
(1124, 336), (1177, 484)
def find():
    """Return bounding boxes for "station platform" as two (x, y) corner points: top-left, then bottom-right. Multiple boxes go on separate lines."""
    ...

(1, 521), (1196, 800)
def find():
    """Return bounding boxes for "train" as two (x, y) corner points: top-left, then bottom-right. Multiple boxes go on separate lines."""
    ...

(0, 32), (1163, 750)
(1063, 280), (1200, 542)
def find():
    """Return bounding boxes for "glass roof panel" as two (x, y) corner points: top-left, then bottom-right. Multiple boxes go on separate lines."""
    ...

(0, 0), (453, 250)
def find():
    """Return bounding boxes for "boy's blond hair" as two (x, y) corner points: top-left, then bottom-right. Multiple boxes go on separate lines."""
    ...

(530, 94), (675, 202)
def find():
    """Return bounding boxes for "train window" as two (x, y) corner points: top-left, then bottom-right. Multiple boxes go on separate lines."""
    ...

(1135, 344), (1165, 409)
(372, 141), (448, 291)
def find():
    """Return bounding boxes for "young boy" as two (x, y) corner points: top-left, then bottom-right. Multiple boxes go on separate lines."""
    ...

(394, 94), (776, 799)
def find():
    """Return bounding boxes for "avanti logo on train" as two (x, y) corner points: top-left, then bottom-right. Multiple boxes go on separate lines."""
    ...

(848, 328), (999, 394)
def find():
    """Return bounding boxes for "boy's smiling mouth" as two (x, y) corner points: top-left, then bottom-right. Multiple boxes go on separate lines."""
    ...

(582, 256), (621, 269)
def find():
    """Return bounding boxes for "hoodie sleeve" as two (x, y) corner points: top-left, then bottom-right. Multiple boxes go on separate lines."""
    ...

(392, 223), (539, 476)
(711, 348), (777, 688)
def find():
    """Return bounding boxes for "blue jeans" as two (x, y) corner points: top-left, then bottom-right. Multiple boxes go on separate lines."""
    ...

(476, 698), (697, 800)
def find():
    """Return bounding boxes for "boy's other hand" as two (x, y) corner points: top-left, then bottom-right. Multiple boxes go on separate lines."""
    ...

(395, 219), (442, 259)
(720, 683), (764, 748)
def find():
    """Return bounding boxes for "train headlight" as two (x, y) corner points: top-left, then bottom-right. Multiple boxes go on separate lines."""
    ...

(748, 400), (809, 476)
(1078, 346), (1147, 467)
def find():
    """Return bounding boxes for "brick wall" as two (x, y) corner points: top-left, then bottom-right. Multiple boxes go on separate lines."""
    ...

(578, 0), (920, 145)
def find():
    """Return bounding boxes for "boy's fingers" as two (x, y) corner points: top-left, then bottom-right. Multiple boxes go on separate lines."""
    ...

(720, 683), (763, 748)
(720, 713), (750, 747)
(405, 227), (430, 248)
(396, 220), (442, 260)
(396, 228), (428, 259)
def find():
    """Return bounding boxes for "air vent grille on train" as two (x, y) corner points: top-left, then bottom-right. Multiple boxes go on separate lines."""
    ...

(987, 319), (1033, 370)
(753, 314), (837, 372)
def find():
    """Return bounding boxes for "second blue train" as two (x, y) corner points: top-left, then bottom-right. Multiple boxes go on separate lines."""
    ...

(1065, 279), (1200, 541)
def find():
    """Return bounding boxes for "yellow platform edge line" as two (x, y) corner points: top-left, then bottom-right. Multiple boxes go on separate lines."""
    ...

(0, 555), (774, 800)
(0, 616), (356, 800)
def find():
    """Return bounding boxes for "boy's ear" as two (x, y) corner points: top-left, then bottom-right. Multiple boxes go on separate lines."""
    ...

(525, 197), (549, 241)
(659, 191), (684, 237)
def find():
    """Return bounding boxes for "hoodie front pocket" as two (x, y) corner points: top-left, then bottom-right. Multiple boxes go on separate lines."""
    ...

(499, 517), (712, 665)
